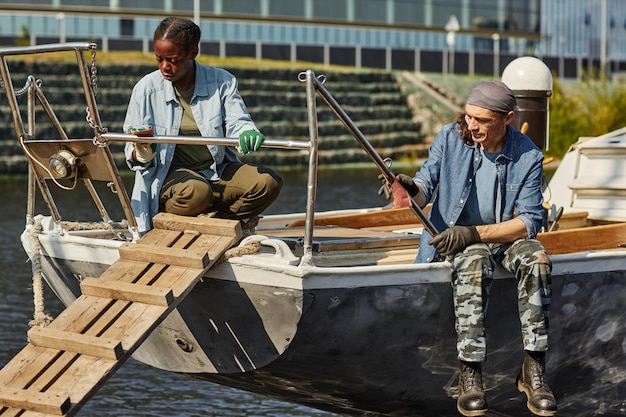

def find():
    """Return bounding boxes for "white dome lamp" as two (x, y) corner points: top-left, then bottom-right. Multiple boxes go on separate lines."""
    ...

(502, 57), (553, 151)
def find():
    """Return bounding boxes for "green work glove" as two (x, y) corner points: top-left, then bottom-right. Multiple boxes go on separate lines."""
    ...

(428, 225), (481, 257)
(238, 130), (265, 154)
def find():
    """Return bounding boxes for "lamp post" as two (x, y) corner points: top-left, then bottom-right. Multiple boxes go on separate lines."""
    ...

(492, 33), (500, 76)
(502, 57), (553, 151)
(56, 13), (65, 43)
(445, 15), (460, 75)
(600, 0), (607, 77)
(194, 0), (201, 56)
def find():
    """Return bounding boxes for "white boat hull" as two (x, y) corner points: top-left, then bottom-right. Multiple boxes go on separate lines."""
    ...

(21, 221), (626, 417)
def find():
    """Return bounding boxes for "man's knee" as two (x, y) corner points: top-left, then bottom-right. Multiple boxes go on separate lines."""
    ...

(453, 244), (493, 272)
(506, 239), (551, 271)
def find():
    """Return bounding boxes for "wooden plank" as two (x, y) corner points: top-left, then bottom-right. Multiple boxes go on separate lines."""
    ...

(27, 327), (123, 361)
(80, 277), (174, 306)
(0, 345), (59, 387)
(0, 387), (70, 415)
(264, 226), (420, 252)
(118, 242), (209, 269)
(144, 266), (205, 300)
(538, 222), (626, 255)
(287, 206), (431, 228)
(0, 217), (240, 416)
(41, 355), (117, 417)
(152, 212), (242, 237)
(5, 408), (50, 417)
(136, 228), (185, 247)
(98, 260), (157, 284)
(45, 295), (118, 335)
(557, 211), (589, 230)
(101, 302), (168, 352)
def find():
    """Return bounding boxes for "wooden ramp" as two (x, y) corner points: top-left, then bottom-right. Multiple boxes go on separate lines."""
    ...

(0, 213), (242, 417)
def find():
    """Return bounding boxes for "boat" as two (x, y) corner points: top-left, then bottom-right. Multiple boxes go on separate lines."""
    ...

(1, 43), (625, 417)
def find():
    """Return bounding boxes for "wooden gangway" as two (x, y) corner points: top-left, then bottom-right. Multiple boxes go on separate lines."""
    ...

(0, 213), (241, 416)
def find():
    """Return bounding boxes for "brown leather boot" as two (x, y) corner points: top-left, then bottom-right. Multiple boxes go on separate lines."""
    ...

(457, 361), (488, 416)
(516, 351), (557, 416)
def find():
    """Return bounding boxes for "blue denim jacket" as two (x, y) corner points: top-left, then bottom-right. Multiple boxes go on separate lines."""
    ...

(123, 64), (257, 233)
(414, 122), (545, 263)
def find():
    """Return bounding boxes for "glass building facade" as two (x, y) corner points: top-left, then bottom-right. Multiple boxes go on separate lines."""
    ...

(0, 0), (623, 64)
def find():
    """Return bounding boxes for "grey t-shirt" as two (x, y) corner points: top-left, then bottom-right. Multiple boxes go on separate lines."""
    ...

(457, 148), (500, 226)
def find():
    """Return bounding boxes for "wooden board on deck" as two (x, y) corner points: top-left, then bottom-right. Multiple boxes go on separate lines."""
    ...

(265, 225), (420, 252)
(287, 206), (430, 229)
(538, 221), (626, 255)
(0, 213), (241, 417)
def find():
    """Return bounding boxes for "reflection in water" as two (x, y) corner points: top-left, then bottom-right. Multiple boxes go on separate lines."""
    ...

(0, 167), (389, 416)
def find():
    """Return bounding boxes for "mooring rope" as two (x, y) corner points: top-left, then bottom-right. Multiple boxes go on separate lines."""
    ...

(28, 217), (53, 328)
(219, 241), (261, 262)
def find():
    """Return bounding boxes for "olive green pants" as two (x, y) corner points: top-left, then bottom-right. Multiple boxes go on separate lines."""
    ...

(159, 163), (282, 224)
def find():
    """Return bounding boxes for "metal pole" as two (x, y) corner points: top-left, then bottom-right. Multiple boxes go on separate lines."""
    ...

(600, 0), (607, 77)
(100, 133), (310, 150)
(300, 69), (320, 265)
(309, 76), (439, 237)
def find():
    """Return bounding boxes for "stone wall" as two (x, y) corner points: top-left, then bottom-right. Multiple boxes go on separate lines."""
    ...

(0, 61), (427, 174)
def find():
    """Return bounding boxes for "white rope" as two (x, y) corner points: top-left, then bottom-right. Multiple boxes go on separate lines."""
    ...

(28, 218), (53, 328)
(219, 241), (261, 262)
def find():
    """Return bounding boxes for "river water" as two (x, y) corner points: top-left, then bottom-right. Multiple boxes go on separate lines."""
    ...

(0, 167), (388, 417)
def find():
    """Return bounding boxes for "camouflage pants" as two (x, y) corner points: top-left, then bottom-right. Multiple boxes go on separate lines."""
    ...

(451, 239), (552, 362)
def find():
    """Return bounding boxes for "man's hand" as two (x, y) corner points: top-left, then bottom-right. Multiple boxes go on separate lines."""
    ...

(377, 173), (392, 200)
(238, 130), (265, 154)
(395, 173), (419, 197)
(378, 173), (419, 200)
(428, 225), (481, 257)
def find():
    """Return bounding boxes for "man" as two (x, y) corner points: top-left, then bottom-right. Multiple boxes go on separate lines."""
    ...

(124, 16), (282, 234)
(394, 80), (557, 416)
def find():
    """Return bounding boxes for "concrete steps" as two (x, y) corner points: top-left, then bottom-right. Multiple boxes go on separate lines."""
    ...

(0, 62), (426, 173)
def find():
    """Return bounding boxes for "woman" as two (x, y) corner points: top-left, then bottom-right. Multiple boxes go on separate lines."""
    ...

(124, 16), (282, 234)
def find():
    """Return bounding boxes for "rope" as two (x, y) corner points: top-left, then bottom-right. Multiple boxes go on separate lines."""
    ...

(28, 218), (53, 328)
(219, 241), (261, 263)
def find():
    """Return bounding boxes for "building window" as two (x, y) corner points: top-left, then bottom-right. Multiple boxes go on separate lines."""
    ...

(270, 0), (306, 18)
(354, 0), (387, 24)
(121, 18), (134, 37)
(394, 0), (424, 26)
(314, 0), (347, 21)
(223, 0), (261, 15)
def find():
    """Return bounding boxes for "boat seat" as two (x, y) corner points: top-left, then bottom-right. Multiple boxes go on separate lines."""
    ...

(264, 226), (421, 254)
(260, 226), (420, 266)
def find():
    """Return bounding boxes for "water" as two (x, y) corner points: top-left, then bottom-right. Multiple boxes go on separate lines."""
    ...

(0, 167), (388, 417)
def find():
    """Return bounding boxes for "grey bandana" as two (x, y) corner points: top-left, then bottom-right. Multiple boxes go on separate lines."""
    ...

(466, 80), (516, 113)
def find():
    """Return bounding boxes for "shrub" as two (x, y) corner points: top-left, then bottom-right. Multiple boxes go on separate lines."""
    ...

(547, 79), (626, 159)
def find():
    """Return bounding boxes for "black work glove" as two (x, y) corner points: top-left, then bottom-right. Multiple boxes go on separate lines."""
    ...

(394, 173), (420, 197)
(428, 225), (481, 257)
(378, 173), (420, 198)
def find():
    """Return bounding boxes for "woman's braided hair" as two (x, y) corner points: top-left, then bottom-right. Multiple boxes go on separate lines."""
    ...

(154, 17), (201, 52)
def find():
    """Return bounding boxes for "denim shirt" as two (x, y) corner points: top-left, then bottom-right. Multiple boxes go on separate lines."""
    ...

(414, 122), (545, 263)
(123, 63), (257, 233)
